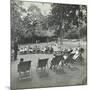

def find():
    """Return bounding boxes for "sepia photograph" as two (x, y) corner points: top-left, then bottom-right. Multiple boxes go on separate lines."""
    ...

(11, 0), (87, 89)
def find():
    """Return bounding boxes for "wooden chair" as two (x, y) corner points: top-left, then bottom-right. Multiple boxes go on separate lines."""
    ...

(36, 58), (49, 71)
(75, 53), (84, 65)
(64, 53), (75, 65)
(18, 61), (32, 80)
(50, 54), (64, 69)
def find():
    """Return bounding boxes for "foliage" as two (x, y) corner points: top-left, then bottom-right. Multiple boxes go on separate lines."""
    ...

(48, 4), (87, 40)
(11, 0), (87, 44)
(11, 0), (26, 42)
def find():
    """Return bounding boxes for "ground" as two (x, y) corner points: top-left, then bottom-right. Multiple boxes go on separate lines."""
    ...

(11, 40), (87, 90)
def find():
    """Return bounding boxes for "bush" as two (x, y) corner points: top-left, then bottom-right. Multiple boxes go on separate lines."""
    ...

(80, 25), (87, 38)
(65, 31), (79, 39)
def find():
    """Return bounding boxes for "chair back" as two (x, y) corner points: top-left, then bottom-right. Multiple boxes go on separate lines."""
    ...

(38, 58), (48, 68)
(18, 61), (31, 72)
(51, 55), (63, 65)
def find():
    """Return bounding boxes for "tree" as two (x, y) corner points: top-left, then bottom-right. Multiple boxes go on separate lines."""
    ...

(11, 0), (26, 44)
(20, 4), (47, 43)
(48, 4), (87, 44)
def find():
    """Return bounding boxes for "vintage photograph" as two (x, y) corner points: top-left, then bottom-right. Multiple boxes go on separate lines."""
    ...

(11, 0), (87, 89)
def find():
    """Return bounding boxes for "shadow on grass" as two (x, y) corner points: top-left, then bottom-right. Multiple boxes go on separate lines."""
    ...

(52, 68), (66, 75)
(37, 69), (49, 78)
(69, 66), (79, 71)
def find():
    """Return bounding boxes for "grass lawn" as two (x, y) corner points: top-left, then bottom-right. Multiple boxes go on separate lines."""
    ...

(11, 40), (87, 90)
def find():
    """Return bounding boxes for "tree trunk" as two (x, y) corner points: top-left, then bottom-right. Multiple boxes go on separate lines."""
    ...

(59, 24), (63, 45)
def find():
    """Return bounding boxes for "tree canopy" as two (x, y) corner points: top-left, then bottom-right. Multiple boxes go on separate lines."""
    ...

(11, 0), (87, 44)
(48, 3), (87, 42)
